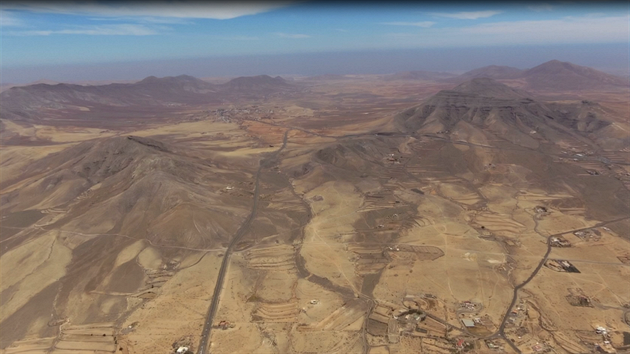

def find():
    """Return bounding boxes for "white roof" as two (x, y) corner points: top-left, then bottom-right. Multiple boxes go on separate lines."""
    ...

(461, 319), (475, 327)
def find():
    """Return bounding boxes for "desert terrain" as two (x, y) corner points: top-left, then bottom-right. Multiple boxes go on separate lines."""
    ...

(1, 61), (629, 354)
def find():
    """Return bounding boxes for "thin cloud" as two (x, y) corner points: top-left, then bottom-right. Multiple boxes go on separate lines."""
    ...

(380, 21), (435, 28)
(1, 2), (294, 20)
(381, 15), (628, 47)
(88, 16), (194, 24)
(8, 24), (159, 36)
(528, 4), (553, 12)
(460, 15), (627, 41)
(432, 11), (502, 20)
(0, 10), (23, 26)
(580, 13), (606, 18)
(216, 35), (259, 41)
(274, 32), (310, 38)
(382, 32), (419, 38)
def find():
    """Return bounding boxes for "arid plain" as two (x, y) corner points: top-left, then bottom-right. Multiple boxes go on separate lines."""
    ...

(1, 61), (629, 354)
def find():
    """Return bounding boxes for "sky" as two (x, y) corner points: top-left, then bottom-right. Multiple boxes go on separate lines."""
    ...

(1, 1), (629, 83)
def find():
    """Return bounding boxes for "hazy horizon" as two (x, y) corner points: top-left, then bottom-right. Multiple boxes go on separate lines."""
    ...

(2, 1), (628, 84)
(2, 4), (630, 354)
(2, 43), (629, 85)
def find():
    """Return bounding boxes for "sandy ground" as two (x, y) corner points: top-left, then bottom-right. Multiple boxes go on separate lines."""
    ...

(2, 78), (629, 354)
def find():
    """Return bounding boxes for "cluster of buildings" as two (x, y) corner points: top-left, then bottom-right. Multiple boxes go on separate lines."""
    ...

(574, 229), (602, 242)
(170, 336), (194, 354)
(550, 236), (571, 247)
(384, 153), (402, 164)
(209, 106), (279, 123)
(594, 326), (616, 353)
(506, 303), (527, 328)
(458, 301), (481, 312)
(368, 304), (430, 343)
(367, 295), (451, 348)
(457, 301), (487, 330)
(534, 205), (549, 215)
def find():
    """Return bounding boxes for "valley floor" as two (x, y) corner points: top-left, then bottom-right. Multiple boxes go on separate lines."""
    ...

(1, 77), (629, 354)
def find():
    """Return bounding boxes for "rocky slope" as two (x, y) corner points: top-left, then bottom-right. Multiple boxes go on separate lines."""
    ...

(0, 74), (294, 121)
(394, 78), (611, 149)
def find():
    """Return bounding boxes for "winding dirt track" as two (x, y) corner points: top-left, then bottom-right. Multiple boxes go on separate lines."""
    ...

(197, 130), (290, 354)
(197, 118), (629, 354)
(493, 216), (630, 354)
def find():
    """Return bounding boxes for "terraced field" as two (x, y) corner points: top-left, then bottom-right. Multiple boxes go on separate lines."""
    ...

(244, 245), (296, 272)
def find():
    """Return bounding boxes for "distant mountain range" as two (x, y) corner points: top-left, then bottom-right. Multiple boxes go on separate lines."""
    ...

(448, 60), (628, 90)
(385, 60), (628, 91)
(1, 60), (627, 123)
(449, 65), (524, 81)
(0, 75), (293, 121)
(394, 77), (615, 149)
(518, 60), (628, 90)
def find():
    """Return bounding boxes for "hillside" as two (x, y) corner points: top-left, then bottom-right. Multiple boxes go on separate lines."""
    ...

(450, 65), (524, 82)
(0, 134), (261, 347)
(1, 135), (250, 249)
(0, 75), (217, 120)
(448, 61), (629, 91)
(0, 74), (294, 121)
(522, 60), (629, 90)
(2, 66), (630, 354)
(394, 78), (610, 149)
(449, 77), (531, 99)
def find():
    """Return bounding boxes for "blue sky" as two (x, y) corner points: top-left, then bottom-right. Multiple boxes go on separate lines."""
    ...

(1, 1), (628, 82)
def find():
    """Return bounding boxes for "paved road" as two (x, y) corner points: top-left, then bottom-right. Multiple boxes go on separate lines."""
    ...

(196, 120), (628, 353)
(197, 130), (290, 354)
(493, 216), (630, 354)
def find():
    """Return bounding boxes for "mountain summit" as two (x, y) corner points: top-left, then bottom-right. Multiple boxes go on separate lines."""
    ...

(0, 74), (294, 121)
(451, 65), (524, 82)
(521, 60), (628, 90)
(448, 60), (628, 91)
(394, 78), (609, 149)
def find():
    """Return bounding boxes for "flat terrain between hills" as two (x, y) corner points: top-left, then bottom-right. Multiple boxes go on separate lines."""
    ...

(1, 64), (629, 354)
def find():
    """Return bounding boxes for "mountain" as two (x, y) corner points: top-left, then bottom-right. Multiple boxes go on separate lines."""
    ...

(449, 65), (524, 82)
(0, 79), (60, 90)
(0, 74), (294, 121)
(521, 60), (629, 90)
(0, 135), (256, 345)
(394, 78), (609, 149)
(1, 136), (247, 244)
(448, 61), (628, 91)
(1, 134), (248, 266)
(449, 77), (531, 99)
(385, 71), (457, 81)
(0, 75), (217, 120)
(546, 99), (617, 133)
